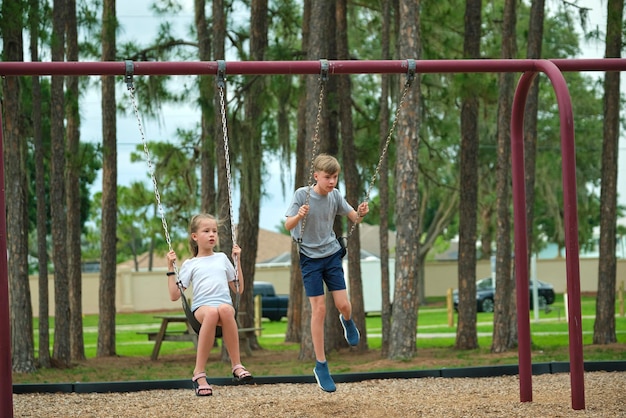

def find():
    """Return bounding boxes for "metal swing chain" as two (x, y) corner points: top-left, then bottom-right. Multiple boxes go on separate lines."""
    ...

(298, 60), (328, 241)
(346, 60), (416, 239)
(217, 75), (237, 250)
(125, 62), (203, 333)
(217, 61), (240, 310)
(126, 75), (176, 269)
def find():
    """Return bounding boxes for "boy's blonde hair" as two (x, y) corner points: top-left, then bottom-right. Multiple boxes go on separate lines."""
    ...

(188, 213), (219, 257)
(313, 153), (341, 175)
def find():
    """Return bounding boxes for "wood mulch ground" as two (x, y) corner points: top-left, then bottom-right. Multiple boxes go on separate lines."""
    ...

(13, 371), (626, 417)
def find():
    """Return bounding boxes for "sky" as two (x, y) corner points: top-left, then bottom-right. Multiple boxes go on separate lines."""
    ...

(83, 0), (625, 234)
(83, 1), (294, 232)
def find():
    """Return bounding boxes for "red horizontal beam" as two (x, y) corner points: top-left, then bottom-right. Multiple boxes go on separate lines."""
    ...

(1, 58), (626, 77)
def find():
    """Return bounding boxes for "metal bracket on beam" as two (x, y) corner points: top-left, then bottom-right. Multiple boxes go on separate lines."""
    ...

(406, 59), (416, 86)
(217, 60), (226, 88)
(124, 60), (134, 90)
(320, 59), (329, 82)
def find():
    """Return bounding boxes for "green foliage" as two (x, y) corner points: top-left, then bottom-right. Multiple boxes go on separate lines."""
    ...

(9, 0), (616, 269)
(20, 76), (102, 273)
(6, 0), (616, 284)
(529, 72), (605, 253)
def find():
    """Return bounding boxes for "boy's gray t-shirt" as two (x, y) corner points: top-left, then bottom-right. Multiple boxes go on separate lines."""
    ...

(286, 186), (354, 258)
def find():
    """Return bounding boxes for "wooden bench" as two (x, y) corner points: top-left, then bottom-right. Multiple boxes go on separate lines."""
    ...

(137, 330), (196, 342)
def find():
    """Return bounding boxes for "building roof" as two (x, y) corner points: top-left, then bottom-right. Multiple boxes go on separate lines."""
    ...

(358, 223), (396, 257)
(117, 228), (293, 271)
(256, 228), (293, 262)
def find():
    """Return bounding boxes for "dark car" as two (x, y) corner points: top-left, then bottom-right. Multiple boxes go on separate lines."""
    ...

(253, 281), (289, 321)
(453, 277), (556, 313)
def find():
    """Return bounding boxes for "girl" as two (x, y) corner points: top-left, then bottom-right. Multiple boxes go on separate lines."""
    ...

(166, 213), (253, 396)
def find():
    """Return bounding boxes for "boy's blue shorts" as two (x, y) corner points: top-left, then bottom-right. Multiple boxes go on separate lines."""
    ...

(299, 249), (347, 297)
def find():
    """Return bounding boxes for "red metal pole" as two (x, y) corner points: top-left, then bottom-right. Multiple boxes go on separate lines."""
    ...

(551, 57), (626, 72)
(0, 58), (626, 77)
(535, 60), (586, 410)
(510, 70), (537, 403)
(0, 102), (15, 417)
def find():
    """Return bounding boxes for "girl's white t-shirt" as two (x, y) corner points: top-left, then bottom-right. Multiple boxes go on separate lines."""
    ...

(178, 253), (236, 311)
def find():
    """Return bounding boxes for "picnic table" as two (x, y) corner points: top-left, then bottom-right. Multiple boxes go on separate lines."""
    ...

(138, 315), (198, 361)
(138, 314), (262, 360)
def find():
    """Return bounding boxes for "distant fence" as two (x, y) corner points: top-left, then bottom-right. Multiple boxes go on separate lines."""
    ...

(28, 258), (625, 317)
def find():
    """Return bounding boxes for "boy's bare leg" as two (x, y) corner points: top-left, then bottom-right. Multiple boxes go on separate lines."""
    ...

(333, 289), (360, 346)
(309, 294), (336, 392)
(331, 289), (352, 320)
(309, 295), (327, 361)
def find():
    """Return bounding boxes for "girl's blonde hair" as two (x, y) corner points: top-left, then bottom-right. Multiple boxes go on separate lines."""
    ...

(188, 213), (219, 257)
(313, 153), (341, 175)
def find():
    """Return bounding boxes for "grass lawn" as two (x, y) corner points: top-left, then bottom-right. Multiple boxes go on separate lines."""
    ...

(12, 295), (626, 384)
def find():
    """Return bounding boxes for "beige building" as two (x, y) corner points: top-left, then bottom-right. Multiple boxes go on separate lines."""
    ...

(29, 258), (625, 317)
(27, 227), (625, 316)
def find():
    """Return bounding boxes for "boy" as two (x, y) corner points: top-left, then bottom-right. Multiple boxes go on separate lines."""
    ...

(285, 153), (369, 392)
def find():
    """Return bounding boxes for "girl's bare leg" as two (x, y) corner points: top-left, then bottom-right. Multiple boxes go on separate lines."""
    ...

(217, 304), (241, 366)
(193, 306), (219, 379)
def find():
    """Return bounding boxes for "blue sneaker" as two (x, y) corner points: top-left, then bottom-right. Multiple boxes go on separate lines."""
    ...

(313, 360), (336, 392)
(339, 314), (360, 346)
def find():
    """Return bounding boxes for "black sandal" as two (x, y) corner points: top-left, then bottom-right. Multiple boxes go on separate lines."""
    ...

(192, 372), (213, 396)
(232, 364), (253, 383)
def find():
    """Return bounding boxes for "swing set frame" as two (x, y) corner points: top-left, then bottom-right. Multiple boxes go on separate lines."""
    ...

(1, 57), (624, 414)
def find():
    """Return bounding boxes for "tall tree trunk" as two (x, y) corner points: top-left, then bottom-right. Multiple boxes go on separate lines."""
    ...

(455, 0), (481, 350)
(389, 0), (421, 361)
(195, 0), (216, 214)
(51, 0), (71, 367)
(239, 0), (268, 351)
(524, 0), (545, 264)
(299, 0), (331, 361)
(286, 93), (307, 344)
(29, 0), (51, 369)
(336, 0), (367, 352)
(322, 3), (341, 356)
(2, 0), (36, 373)
(379, 0), (393, 358)
(212, 0), (231, 255)
(286, 0), (312, 344)
(98, 0), (117, 357)
(65, 0), (85, 362)
(212, 0), (233, 363)
(212, 0), (228, 240)
(523, 0), (545, 349)
(593, 0), (622, 345)
(491, 0), (517, 354)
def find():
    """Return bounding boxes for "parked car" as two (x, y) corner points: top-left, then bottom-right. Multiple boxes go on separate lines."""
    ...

(453, 277), (556, 313)
(253, 281), (289, 321)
